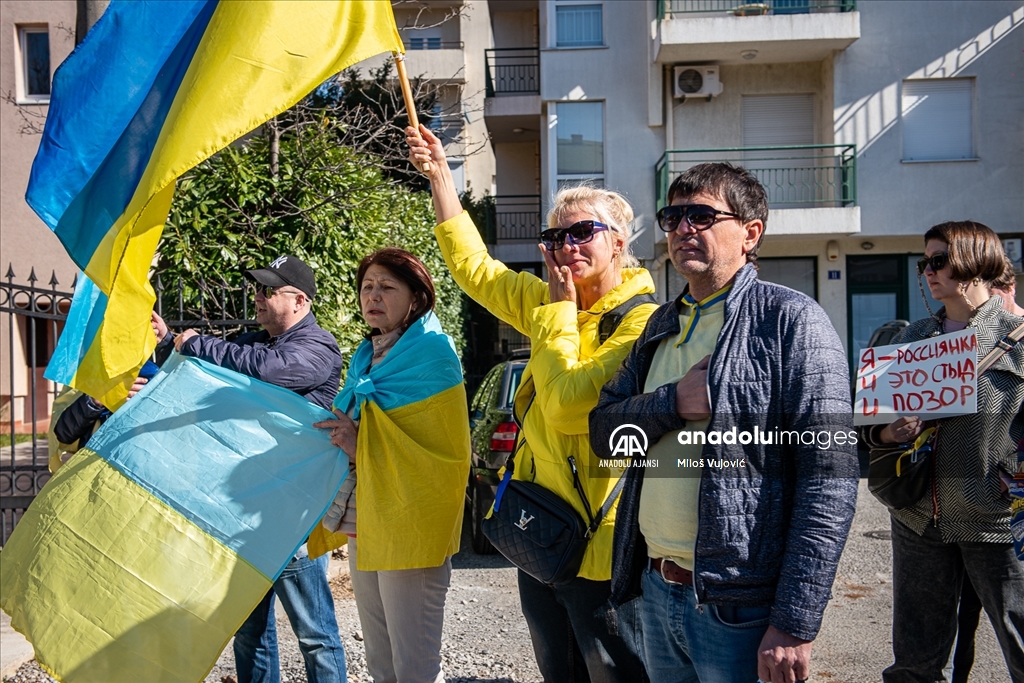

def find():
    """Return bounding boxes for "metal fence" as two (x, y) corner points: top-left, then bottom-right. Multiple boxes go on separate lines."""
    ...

(485, 48), (540, 97)
(656, 144), (857, 210)
(0, 267), (256, 544)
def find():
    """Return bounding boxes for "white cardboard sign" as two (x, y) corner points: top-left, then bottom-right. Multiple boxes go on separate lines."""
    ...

(853, 329), (978, 426)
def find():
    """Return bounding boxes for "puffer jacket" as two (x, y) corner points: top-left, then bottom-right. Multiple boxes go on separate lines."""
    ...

(871, 296), (1024, 543)
(589, 264), (859, 641)
(178, 311), (341, 411)
(434, 211), (658, 580)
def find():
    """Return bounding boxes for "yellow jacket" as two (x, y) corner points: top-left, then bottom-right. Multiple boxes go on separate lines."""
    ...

(435, 211), (658, 580)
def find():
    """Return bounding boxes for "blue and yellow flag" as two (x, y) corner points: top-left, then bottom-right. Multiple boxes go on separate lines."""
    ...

(318, 312), (471, 570)
(31, 0), (404, 408)
(0, 353), (348, 682)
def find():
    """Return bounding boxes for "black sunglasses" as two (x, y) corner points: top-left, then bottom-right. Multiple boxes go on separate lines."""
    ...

(538, 220), (609, 251)
(656, 204), (741, 232)
(255, 283), (297, 298)
(916, 252), (949, 275)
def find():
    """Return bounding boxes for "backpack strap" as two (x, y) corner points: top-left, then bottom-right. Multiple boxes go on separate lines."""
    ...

(599, 293), (659, 344)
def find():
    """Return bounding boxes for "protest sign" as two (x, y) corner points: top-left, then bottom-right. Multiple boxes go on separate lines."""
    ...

(854, 329), (978, 425)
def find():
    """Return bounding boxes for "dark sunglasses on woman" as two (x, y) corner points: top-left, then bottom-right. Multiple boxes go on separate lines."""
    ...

(916, 252), (949, 275)
(538, 220), (609, 251)
(656, 204), (741, 232)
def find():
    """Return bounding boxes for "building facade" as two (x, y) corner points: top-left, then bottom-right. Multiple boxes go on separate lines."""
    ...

(1, 0), (78, 433)
(479, 0), (1024, 364)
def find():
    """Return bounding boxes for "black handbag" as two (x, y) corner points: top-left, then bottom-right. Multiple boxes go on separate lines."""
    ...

(482, 452), (626, 586)
(867, 426), (937, 511)
(867, 321), (1024, 511)
(480, 375), (625, 585)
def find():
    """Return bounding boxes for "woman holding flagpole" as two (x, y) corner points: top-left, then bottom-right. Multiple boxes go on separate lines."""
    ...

(407, 125), (652, 683)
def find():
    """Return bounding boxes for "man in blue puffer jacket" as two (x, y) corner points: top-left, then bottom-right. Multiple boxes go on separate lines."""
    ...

(590, 163), (859, 683)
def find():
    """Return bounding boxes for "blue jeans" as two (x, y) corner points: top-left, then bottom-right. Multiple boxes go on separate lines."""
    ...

(517, 569), (648, 683)
(234, 551), (347, 683)
(641, 566), (770, 683)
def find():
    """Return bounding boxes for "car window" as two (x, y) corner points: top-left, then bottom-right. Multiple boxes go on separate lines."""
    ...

(473, 365), (503, 412)
(503, 365), (525, 409)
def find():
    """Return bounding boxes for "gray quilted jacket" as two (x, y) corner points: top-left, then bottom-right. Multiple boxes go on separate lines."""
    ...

(590, 263), (859, 642)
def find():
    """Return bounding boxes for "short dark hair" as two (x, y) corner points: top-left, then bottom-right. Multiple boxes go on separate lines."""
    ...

(666, 162), (769, 264)
(356, 248), (436, 331)
(923, 221), (1005, 283)
(993, 255), (1017, 292)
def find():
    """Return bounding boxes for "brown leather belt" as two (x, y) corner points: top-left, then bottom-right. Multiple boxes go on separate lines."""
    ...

(651, 557), (693, 586)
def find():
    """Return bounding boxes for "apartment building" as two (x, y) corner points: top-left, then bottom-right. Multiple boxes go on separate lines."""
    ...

(478, 0), (1024, 363)
(1, 0), (78, 434)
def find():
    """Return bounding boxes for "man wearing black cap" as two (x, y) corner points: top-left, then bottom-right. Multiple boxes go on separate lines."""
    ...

(153, 254), (345, 683)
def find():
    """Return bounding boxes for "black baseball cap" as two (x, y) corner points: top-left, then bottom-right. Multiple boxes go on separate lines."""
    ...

(246, 255), (316, 299)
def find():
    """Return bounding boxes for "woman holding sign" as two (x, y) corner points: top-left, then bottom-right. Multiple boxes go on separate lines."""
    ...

(864, 221), (1024, 682)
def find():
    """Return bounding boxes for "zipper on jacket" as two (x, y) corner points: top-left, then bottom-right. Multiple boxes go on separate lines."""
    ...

(930, 425), (940, 526)
(692, 456), (704, 614)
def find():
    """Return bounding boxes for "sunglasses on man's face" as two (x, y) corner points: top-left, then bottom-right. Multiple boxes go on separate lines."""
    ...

(916, 252), (949, 275)
(656, 204), (741, 232)
(255, 284), (297, 298)
(538, 220), (609, 251)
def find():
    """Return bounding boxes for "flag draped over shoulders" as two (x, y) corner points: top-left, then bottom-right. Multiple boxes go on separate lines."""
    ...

(32, 0), (404, 408)
(325, 312), (471, 571)
(0, 353), (349, 683)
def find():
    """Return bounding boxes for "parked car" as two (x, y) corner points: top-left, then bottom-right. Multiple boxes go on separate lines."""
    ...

(466, 349), (528, 554)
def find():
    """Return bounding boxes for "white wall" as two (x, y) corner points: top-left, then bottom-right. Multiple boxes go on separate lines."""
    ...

(670, 61), (826, 148)
(539, 1), (665, 259)
(833, 0), (1024, 238)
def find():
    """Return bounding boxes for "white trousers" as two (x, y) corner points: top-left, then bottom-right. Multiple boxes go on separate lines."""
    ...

(347, 536), (451, 683)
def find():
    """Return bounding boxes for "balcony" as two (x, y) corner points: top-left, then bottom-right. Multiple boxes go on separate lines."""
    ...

(656, 0), (859, 65)
(655, 145), (860, 236)
(484, 48), (542, 142)
(482, 195), (542, 244)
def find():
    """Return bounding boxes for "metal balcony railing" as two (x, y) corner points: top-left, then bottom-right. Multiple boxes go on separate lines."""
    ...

(485, 48), (540, 97)
(659, 0), (855, 19)
(484, 195), (542, 243)
(406, 39), (464, 50)
(655, 145), (857, 209)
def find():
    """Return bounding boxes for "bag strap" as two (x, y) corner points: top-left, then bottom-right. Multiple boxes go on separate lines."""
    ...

(569, 455), (628, 538)
(492, 383), (627, 536)
(599, 293), (659, 344)
(977, 321), (1024, 374)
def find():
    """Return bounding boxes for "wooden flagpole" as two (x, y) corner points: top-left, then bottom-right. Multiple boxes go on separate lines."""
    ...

(393, 52), (430, 173)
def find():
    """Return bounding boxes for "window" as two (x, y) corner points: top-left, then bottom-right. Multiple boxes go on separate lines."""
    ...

(408, 36), (442, 50)
(742, 94), (815, 207)
(406, 27), (443, 50)
(758, 257), (817, 299)
(902, 79), (974, 161)
(556, 3), (602, 47)
(846, 254), (942, 370)
(555, 101), (603, 187)
(448, 158), (465, 195)
(17, 26), (50, 102)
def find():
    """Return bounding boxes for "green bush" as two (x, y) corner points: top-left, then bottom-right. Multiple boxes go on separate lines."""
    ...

(159, 113), (465, 366)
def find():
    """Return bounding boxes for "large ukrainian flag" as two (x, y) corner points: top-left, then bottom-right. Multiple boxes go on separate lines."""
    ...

(313, 312), (471, 570)
(0, 353), (348, 682)
(31, 0), (403, 408)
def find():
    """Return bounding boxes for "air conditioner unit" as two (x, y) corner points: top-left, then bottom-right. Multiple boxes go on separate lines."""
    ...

(673, 66), (724, 100)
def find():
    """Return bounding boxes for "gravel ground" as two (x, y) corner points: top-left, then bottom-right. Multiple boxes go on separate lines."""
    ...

(4, 482), (1012, 682)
